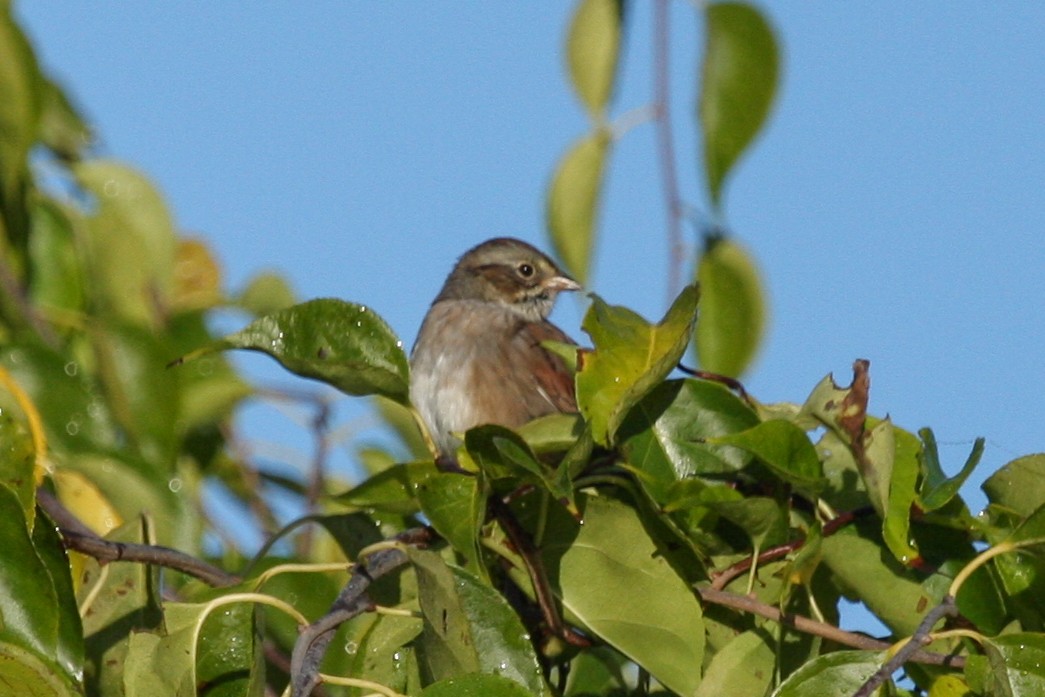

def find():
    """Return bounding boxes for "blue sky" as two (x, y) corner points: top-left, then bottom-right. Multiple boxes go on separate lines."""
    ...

(17, 3), (1043, 540)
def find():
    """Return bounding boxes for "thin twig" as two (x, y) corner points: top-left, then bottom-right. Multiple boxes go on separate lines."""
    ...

(290, 527), (433, 697)
(38, 488), (239, 587)
(697, 587), (964, 670)
(710, 509), (863, 591)
(653, 0), (686, 304)
(299, 398), (331, 557)
(852, 596), (960, 697)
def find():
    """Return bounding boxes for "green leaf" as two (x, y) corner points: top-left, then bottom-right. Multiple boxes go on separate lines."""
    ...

(881, 424), (923, 566)
(711, 419), (824, 490)
(547, 129), (611, 285)
(693, 629), (774, 697)
(0, 642), (80, 697)
(124, 601), (259, 697)
(409, 550), (547, 696)
(421, 672), (537, 697)
(77, 519), (163, 697)
(465, 425), (573, 506)
(38, 76), (92, 161)
(0, 484), (63, 675)
(566, 0), (623, 118)
(576, 285), (700, 447)
(820, 519), (935, 636)
(235, 270), (296, 316)
(700, 1), (780, 207)
(545, 495), (704, 697)
(704, 496), (789, 551)
(28, 199), (85, 314)
(335, 461), (435, 515)
(517, 412), (586, 455)
(619, 379), (759, 504)
(772, 650), (884, 697)
(0, 411), (36, 526)
(979, 633), (1045, 697)
(187, 298), (410, 404)
(31, 511), (84, 685)
(74, 160), (178, 325)
(918, 428), (984, 512)
(415, 472), (488, 580)
(982, 453), (1045, 519)
(694, 237), (766, 378)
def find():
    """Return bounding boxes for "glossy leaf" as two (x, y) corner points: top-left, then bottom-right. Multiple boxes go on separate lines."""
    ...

(421, 672), (537, 697)
(409, 549), (547, 696)
(711, 419), (824, 490)
(31, 511), (85, 684)
(0, 642), (80, 697)
(124, 601), (259, 697)
(335, 461), (436, 515)
(619, 378), (759, 504)
(465, 424), (572, 505)
(188, 298), (410, 404)
(545, 495), (704, 697)
(982, 453), (1044, 518)
(547, 129), (611, 285)
(694, 236), (766, 378)
(977, 633), (1045, 696)
(415, 471), (487, 579)
(700, 1), (780, 207)
(0, 484), (64, 677)
(566, 0), (622, 118)
(576, 284), (700, 447)
(773, 650), (884, 697)
(881, 424), (923, 565)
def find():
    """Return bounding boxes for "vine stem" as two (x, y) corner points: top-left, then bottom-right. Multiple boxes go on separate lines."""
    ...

(654, 0), (686, 304)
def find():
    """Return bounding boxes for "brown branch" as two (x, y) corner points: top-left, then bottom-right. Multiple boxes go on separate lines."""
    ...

(676, 363), (751, 402)
(290, 527), (434, 697)
(853, 595), (960, 697)
(710, 509), (865, 591)
(489, 495), (591, 648)
(38, 488), (239, 587)
(697, 587), (964, 670)
(653, 0), (686, 303)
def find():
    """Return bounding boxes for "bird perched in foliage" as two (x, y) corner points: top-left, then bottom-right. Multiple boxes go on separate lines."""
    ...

(410, 237), (580, 456)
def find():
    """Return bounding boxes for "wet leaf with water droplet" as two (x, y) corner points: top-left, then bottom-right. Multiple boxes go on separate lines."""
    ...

(180, 298), (410, 404)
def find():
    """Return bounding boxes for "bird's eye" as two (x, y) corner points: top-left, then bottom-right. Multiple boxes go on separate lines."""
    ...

(517, 263), (535, 278)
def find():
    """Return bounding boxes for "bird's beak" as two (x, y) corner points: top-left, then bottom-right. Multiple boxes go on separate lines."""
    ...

(545, 275), (581, 292)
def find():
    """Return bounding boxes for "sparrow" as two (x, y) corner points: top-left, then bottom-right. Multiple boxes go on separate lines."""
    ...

(410, 237), (581, 456)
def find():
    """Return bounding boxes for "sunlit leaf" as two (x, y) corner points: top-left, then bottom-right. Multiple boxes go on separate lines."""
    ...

(547, 129), (611, 285)
(171, 238), (223, 312)
(694, 629), (774, 697)
(566, 0), (623, 118)
(576, 285), (700, 447)
(982, 453), (1045, 519)
(917, 428), (983, 512)
(421, 672), (537, 697)
(465, 424), (573, 506)
(335, 461), (435, 515)
(416, 472), (487, 580)
(544, 495), (704, 696)
(711, 419), (823, 490)
(700, 1), (780, 207)
(619, 378), (759, 504)
(978, 633), (1045, 696)
(773, 650), (883, 697)
(409, 550), (547, 696)
(881, 424), (923, 566)
(184, 298), (410, 404)
(695, 236), (766, 378)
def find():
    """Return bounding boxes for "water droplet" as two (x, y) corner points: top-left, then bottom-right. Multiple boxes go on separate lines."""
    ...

(355, 320), (363, 328)
(168, 478), (183, 493)
(343, 641), (358, 655)
(613, 376), (620, 383)
(396, 340), (403, 348)
(359, 306), (367, 313)
(64, 361), (78, 376)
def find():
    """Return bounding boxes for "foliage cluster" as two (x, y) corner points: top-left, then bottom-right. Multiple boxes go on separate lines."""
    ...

(1, 3), (1043, 697)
